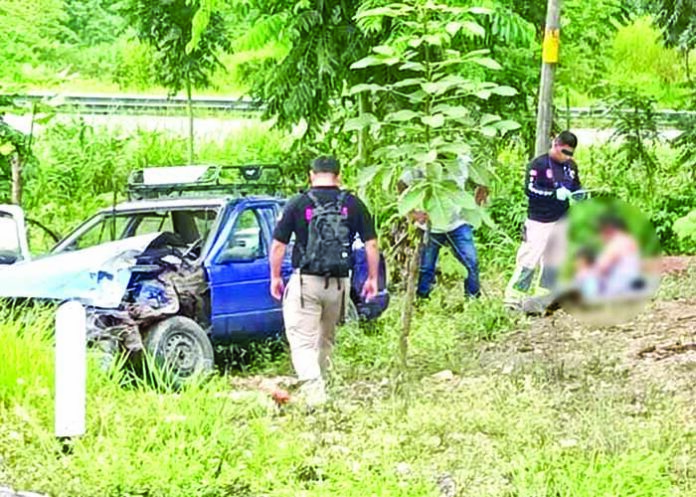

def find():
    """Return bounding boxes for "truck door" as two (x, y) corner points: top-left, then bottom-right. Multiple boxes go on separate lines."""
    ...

(0, 205), (30, 265)
(205, 201), (289, 343)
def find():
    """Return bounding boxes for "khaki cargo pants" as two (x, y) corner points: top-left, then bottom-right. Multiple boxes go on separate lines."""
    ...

(505, 218), (568, 302)
(283, 272), (350, 402)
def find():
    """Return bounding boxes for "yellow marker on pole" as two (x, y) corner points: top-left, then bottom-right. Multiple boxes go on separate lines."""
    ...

(542, 28), (560, 64)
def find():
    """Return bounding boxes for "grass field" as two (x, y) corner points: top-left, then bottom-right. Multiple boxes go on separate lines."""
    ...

(1, 264), (694, 497)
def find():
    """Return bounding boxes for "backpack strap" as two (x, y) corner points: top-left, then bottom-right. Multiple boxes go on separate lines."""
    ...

(306, 190), (320, 206)
(305, 189), (349, 213)
(336, 190), (348, 206)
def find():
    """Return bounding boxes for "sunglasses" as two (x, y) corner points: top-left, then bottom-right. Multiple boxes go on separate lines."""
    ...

(560, 148), (574, 157)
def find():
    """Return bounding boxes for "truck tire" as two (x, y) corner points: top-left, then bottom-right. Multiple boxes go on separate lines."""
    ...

(143, 316), (214, 386)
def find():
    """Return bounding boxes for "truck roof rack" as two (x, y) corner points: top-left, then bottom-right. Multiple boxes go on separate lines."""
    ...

(127, 164), (284, 200)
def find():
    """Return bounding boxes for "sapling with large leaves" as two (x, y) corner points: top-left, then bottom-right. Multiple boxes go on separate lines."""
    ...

(347, 0), (520, 368)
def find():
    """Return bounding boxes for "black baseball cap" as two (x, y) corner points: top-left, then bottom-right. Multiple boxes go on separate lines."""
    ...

(311, 156), (341, 175)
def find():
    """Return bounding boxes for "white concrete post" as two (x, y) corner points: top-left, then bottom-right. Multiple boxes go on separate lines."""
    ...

(55, 301), (87, 438)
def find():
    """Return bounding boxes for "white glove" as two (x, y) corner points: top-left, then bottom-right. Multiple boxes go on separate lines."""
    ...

(556, 187), (571, 201)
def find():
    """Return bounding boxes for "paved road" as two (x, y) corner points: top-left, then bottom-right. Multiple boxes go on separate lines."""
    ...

(3, 113), (681, 145)
(3, 113), (270, 144)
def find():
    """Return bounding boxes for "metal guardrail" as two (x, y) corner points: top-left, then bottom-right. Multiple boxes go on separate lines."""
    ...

(4, 93), (695, 123)
(564, 107), (695, 123)
(7, 93), (266, 114)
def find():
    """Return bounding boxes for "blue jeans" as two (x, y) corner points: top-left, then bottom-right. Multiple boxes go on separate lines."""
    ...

(417, 224), (481, 299)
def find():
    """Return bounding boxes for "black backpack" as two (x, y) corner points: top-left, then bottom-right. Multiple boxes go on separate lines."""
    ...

(300, 190), (352, 277)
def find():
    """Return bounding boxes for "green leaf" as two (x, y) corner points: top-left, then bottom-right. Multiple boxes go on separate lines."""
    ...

(414, 150), (438, 165)
(423, 34), (447, 46)
(392, 78), (424, 88)
(398, 187), (427, 216)
(426, 185), (459, 228)
(344, 113), (379, 131)
(187, 0), (215, 53)
(432, 104), (469, 120)
(349, 84), (386, 95)
(386, 110), (420, 122)
(421, 114), (445, 128)
(436, 143), (471, 156)
(481, 126), (498, 137)
(0, 142), (15, 156)
(422, 76), (464, 95)
(461, 209), (483, 230)
(491, 86), (518, 96)
(468, 162), (492, 187)
(373, 45), (397, 56)
(480, 114), (501, 126)
(495, 120), (522, 133)
(425, 160), (444, 180)
(351, 55), (400, 69)
(357, 165), (380, 187)
(382, 167), (396, 191)
(479, 208), (496, 229)
(445, 22), (462, 36)
(400, 61), (426, 72)
(441, 182), (478, 210)
(407, 90), (427, 103)
(470, 57), (502, 70)
(475, 90), (492, 100)
(464, 49), (492, 58)
(468, 7), (493, 15)
(462, 21), (486, 37)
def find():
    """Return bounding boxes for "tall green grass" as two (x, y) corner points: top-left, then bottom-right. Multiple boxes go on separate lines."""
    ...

(21, 119), (289, 252)
(2, 304), (694, 497)
(1, 271), (695, 496)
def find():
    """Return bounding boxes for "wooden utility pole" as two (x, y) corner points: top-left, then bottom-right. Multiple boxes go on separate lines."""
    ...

(534, 0), (562, 157)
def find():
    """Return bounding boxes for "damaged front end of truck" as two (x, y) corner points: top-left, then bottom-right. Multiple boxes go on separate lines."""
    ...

(0, 231), (213, 378)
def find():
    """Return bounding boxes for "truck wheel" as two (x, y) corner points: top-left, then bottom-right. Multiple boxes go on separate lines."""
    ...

(143, 316), (214, 386)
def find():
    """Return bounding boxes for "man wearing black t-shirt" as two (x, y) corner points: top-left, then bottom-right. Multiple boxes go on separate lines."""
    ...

(505, 131), (582, 306)
(270, 156), (379, 406)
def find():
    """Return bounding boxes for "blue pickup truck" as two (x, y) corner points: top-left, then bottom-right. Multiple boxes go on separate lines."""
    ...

(0, 165), (389, 380)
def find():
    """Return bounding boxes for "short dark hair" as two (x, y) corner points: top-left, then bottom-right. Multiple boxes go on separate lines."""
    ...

(311, 156), (340, 175)
(598, 212), (627, 232)
(575, 246), (597, 264)
(556, 130), (578, 148)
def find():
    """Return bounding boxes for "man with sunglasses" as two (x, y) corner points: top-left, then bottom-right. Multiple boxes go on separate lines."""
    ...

(505, 130), (581, 307)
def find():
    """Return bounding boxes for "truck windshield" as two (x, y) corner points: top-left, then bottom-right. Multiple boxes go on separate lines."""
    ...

(58, 207), (220, 253)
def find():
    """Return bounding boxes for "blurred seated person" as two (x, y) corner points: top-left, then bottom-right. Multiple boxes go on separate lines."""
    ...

(574, 213), (643, 298)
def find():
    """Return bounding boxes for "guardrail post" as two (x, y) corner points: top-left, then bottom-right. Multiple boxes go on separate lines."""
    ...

(55, 301), (87, 445)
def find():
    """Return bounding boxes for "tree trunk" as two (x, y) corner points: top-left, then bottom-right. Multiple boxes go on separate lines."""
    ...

(186, 79), (195, 165)
(399, 231), (422, 370)
(10, 154), (22, 206)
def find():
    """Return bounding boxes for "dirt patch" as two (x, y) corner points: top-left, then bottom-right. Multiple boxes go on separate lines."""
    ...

(480, 294), (696, 412)
(654, 256), (695, 276)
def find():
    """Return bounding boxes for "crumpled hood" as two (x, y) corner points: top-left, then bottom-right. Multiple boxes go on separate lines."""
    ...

(0, 233), (164, 309)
